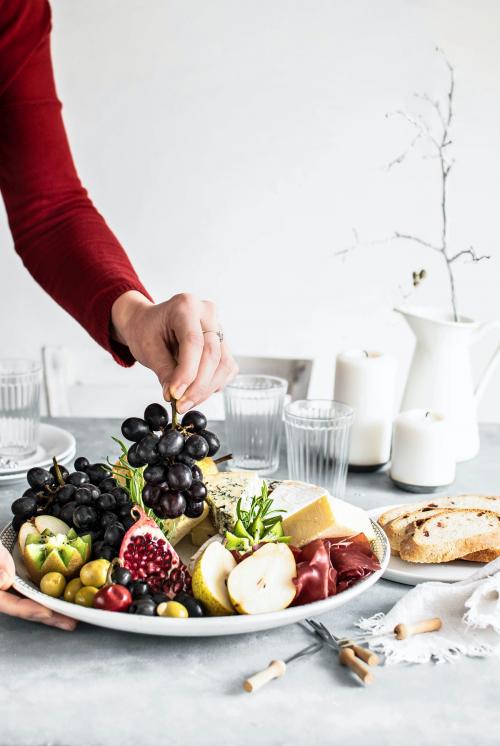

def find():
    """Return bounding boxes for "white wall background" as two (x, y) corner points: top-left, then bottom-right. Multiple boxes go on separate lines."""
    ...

(1, 0), (499, 419)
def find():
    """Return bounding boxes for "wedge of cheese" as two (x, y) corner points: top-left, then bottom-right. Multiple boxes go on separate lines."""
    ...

(204, 471), (265, 533)
(272, 481), (375, 547)
(163, 502), (210, 546)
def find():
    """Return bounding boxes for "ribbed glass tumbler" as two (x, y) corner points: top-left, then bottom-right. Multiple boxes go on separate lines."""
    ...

(284, 400), (354, 498)
(223, 375), (288, 475)
(0, 359), (42, 460)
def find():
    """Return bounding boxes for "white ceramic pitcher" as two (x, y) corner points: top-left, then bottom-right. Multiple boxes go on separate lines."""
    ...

(396, 305), (500, 462)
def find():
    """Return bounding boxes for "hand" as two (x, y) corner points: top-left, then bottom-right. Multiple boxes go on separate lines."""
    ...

(111, 291), (238, 413)
(0, 544), (76, 630)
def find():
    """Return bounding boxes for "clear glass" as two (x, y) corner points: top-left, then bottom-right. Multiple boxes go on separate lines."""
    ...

(284, 399), (354, 498)
(223, 375), (288, 475)
(0, 359), (42, 461)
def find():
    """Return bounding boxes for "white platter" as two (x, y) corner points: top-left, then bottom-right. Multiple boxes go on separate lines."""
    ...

(0, 519), (389, 637)
(0, 424), (76, 484)
(368, 505), (479, 585)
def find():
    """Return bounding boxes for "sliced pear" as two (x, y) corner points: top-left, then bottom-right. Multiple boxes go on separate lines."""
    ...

(34, 515), (70, 535)
(227, 543), (297, 615)
(191, 541), (236, 616)
(18, 521), (40, 553)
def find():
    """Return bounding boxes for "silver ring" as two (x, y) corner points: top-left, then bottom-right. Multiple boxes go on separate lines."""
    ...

(203, 330), (224, 343)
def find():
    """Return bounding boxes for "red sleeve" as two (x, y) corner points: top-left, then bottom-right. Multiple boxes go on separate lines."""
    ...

(0, 0), (153, 366)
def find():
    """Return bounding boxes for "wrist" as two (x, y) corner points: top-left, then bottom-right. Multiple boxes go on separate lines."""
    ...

(111, 290), (153, 346)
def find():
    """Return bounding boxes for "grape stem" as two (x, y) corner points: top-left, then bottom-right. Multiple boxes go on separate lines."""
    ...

(171, 398), (179, 429)
(52, 457), (65, 486)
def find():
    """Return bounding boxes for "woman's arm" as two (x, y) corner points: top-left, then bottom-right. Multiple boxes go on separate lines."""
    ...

(0, 0), (151, 366)
(0, 1), (237, 410)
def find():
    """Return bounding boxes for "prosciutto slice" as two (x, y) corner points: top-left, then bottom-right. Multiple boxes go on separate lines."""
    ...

(292, 534), (380, 606)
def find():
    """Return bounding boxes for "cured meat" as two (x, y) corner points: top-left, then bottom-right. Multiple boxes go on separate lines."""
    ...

(292, 533), (380, 606)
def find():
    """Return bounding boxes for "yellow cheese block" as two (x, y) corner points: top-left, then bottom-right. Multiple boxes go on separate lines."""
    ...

(164, 502), (210, 546)
(277, 482), (375, 547)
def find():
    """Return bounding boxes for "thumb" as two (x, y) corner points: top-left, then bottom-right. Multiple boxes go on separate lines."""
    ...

(0, 544), (15, 589)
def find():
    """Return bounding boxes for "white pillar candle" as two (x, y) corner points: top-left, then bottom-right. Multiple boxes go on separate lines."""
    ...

(334, 350), (396, 469)
(390, 409), (456, 492)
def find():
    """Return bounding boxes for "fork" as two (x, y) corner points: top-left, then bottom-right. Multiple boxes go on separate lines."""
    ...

(305, 619), (376, 684)
(305, 619), (380, 666)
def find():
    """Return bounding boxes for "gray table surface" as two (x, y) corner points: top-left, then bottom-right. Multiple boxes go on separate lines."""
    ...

(1, 419), (499, 746)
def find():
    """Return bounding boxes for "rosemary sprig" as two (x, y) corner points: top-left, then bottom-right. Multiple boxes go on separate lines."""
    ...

(225, 483), (290, 551)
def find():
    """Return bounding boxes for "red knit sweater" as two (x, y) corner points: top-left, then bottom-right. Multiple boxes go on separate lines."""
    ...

(0, 0), (151, 365)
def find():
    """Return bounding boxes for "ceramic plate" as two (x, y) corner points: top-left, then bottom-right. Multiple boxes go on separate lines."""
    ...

(0, 519), (389, 637)
(368, 505), (479, 585)
(0, 424), (76, 484)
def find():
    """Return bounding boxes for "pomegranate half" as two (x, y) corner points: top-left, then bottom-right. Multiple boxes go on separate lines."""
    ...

(119, 508), (191, 598)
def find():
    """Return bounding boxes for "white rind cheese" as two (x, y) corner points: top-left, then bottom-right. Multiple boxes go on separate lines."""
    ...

(271, 480), (375, 547)
(205, 472), (265, 533)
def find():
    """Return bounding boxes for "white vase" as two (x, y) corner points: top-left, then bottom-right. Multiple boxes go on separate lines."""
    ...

(396, 305), (500, 462)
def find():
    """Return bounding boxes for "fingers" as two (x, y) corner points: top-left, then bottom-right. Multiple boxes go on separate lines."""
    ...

(177, 302), (222, 413)
(167, 294), (205, 404)
(0, 544), (16, 588)
(210, 342), (239, 393)
(0, 591), (76, 631)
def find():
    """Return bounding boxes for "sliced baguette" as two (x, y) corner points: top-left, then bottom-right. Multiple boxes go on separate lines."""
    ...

(400, 509), (500, 564)
(384, 495), (500, 553)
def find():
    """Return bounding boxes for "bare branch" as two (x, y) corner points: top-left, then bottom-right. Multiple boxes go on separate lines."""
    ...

(393, 231), (443, 253)
(448, 246), (491, 264)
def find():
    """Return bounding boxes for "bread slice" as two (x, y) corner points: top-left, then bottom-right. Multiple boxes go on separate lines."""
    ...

(383, 495), (500, 553)
(462, 548), (500, 563)
(400, 509), (500, 563)
(378, 494), (500, 528)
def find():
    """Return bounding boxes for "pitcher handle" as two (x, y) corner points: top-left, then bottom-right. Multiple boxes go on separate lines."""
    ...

(474, 321), (500, 403)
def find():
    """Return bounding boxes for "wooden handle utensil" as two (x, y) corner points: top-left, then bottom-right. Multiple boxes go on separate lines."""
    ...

(394, 617), (442, 640)
(347, 644), (380, 666)
(244, 660), (286, 693)
(338, 647), (374, 684)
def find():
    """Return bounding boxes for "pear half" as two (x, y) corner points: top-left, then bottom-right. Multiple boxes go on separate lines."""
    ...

(227, 543), (297, 615)
(191, 541), (236, 616)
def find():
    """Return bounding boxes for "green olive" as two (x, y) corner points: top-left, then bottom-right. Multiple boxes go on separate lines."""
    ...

(157, 601), (189, 618)
(64, 577), (83, 603)
(40, 572), (66, 598)
(74, 586), (99, 608)
(80, 559), (110, 588)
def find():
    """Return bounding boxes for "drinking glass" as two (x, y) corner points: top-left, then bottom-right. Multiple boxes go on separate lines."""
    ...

(284, 399), (354, 497)
(0, 359), (42, 461)
(223, 375), (288, 474)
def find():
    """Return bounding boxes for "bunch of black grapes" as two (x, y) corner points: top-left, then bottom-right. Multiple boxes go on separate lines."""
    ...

(121, 403), (220, 521)
(10, 458), (137, 561)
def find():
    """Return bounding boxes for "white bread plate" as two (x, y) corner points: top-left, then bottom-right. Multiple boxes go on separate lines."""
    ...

(368, 505), (488, 585)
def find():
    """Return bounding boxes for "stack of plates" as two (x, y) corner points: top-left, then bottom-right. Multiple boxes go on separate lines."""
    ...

(0, 424), (76, 485)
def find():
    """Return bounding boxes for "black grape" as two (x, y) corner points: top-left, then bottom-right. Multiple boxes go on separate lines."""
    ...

(184, 434), (209, 460)
(199, 430), (220, 457)
(121, 417), (150, 442)
(181, 410), (207, 433)
(143, 463), (168, 485)
(166, 463), (192, 491)
(157, 430), (184, 458)
(144, 403), (169, 431)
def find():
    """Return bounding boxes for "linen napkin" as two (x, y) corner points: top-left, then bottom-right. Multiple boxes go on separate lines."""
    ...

(357, 557), (500, 664)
